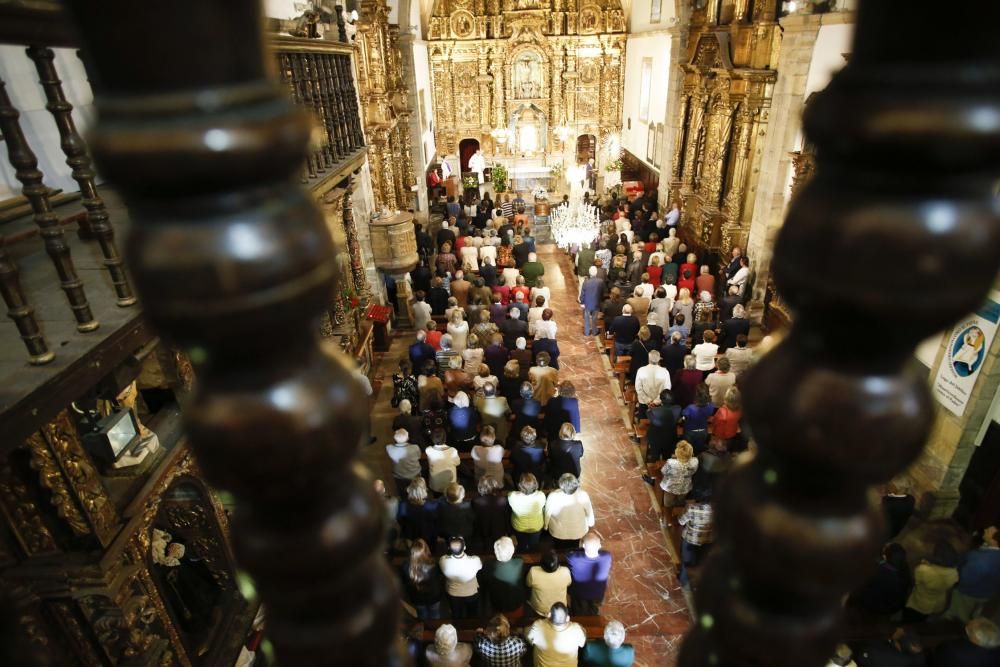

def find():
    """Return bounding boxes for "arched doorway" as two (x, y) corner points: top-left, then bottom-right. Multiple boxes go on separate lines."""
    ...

(458, 138), (480, 173)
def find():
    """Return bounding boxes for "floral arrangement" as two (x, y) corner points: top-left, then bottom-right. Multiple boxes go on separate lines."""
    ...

(550, 162), (564, 181)
(604, 158), (623, 172)
(340, 286), (360, 313)
(532, 186), (548, 200)
(491, 163), (508, 193)
(462, 174), (480, 190)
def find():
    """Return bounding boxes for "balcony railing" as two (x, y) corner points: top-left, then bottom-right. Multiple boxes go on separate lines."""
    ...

(0, 6), (366, 377)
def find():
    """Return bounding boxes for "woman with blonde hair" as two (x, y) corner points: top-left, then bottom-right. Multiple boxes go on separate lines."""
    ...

(402, 538), (445, 620)
(461, 333), (484, 375)
(396, 477), (439, 545)
(508, 473), (546, 552)
(672, 287), (694, 330)
(472, 309), (499, 344)
(425, 623), (473, 666)
(500, 359), (522, 404)
(657, 441), (698, 525)
(447, 308), (469, 353)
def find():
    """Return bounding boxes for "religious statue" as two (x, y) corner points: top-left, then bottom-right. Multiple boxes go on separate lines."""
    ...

(151, 528), (222, 650)
(514, 53), (542, 99)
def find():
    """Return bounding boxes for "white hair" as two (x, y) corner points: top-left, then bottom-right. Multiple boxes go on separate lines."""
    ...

(398, 399), (412, 413)
(393, 428), (409, 443)
(647, 311), (658, 325)
(442, 220), (449, 228)
(516, 337), (527, 350)
(453, 391), (470, 408)
(528, 252), (537, 261)
(589, 266), (598, 277)
(700, 290), (712, 302)
(440, 333), (453, 349)
(416, 330), (426, 341)
(434, 624), (458, 655)
(732, 304), (746, 318)
(622, 305), (633, 315)
(604, 620), (626, 649)
(648, 350), (661, 364)
(509, 308), (521, 319)
(494, 536), (516, 561)
(634, 286), (643, 297)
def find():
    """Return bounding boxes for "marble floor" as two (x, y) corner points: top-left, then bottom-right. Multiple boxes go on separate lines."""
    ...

(361, 244), (691, 666)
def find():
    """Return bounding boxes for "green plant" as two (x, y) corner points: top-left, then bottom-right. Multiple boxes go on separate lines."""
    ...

(605, 158), (623, 172)
(491, 163), (508, 193)
(462, 174), (479, 190)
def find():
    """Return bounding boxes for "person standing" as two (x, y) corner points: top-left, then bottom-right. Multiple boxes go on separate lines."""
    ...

(526, 550), (572, 617)
(677, 488), (714, 587)
(947, 525), (1000, 622)
(439, 537), (483, 620)
(474, 614), (529, 667)
(904, 543), (960, 623)
(386, 428), (422, 497)
(526, 603), (587, 667)
(425, 623), (473, 667)
(545, 474), (595, 549)
(481, 540), (528, 622)
(567, 532), (613, 615)
(509, 473), (546, 553)
(582, 620), (635, 667)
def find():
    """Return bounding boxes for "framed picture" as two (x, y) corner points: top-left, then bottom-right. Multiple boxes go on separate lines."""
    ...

(650, 0), (662, 23)
(639, 58), (652, 123)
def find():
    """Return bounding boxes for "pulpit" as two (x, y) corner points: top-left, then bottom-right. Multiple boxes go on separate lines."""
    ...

(369, 211), (419, 326)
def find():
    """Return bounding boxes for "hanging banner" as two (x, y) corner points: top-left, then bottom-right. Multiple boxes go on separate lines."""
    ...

(932, 294), (1000, 417)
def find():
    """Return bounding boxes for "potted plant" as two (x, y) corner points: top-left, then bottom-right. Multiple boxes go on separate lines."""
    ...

(491, 163), (508, 193)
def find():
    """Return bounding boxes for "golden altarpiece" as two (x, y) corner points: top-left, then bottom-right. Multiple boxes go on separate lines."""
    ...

(426, 0), (627, 157)
(668, 0), (779, 254)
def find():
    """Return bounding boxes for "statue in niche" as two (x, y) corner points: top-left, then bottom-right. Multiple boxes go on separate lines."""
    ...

(516, 0), (541, 9)
(514, 52), (543, 99)
(151, 528), (222, 656)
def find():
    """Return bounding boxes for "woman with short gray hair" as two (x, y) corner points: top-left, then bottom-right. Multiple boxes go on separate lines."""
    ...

(425, 623), (472, 667)
(544, 473), (595, 549)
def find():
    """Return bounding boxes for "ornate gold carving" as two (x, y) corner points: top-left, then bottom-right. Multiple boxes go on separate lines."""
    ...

(25, 431), (91, 536)
(42, 410), (119, 547)
(51, 600), (105, 667)
(451, 10), (476, 37)
(0, 456), (58, 556)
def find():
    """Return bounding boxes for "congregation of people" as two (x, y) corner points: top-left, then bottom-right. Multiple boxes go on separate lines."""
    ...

(374, 188), (1000, 666)
(384, 191), (633, 666)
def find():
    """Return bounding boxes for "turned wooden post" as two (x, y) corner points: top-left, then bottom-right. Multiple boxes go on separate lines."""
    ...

(0, 79), (98, 332)
(0, 242), (54, 365)
(64, 1), (402, 664)
(26, 46), (136, 307)
(679, 2), (1000, 665)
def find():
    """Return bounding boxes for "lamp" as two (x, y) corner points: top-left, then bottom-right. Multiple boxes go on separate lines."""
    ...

(555, 112), (572, 144)
(80, 406), (141, 464)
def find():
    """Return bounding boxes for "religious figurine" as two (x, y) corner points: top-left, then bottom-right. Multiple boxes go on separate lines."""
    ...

(151, 528), (223, 652)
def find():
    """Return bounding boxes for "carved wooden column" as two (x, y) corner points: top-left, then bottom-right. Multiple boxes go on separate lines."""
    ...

(64, 1), (402, 665)
(678, 1), (1000, 665)
(0, 80), (98, 333)
(26, 46), (136, 308)
(0, 245), (53, 365)
(343, 178), (372, 306)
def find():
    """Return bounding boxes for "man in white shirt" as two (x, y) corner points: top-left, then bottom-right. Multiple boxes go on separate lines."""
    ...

(727, 256), (750, 297)
(634, 350), (671, 418)
(526, 602), (587, 667)
(544, 474), (595, 549)
(385, 428), (421, 496)
(439, 537), (483, 619)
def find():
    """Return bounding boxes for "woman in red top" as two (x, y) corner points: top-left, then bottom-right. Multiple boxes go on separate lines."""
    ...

(644, 232), (660, 254)
(647, 255), (663, 289)
(672, 355), (704, 409)
(710, 386), (743, 451)
(679, 252), (699, 286)
(491, 278), (511, 305)
(511, 275), (531, 303)
(677, 266), (697, 294)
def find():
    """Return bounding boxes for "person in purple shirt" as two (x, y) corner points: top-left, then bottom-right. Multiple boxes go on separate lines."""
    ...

(483, 336), (510, 378)
(567, 532), (613, 615)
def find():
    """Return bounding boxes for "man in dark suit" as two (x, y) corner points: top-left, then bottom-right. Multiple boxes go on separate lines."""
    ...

(661, 331), (687, 374)
(415, 222), (435, 258)
(500, 309), (529, 350)
(533, 333), (560, 370)
(609, 305), (640, 358)
(436, 218), (456, 250)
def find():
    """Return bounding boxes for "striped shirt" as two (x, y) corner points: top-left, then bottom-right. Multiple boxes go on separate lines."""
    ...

(679, 502), (714, 546)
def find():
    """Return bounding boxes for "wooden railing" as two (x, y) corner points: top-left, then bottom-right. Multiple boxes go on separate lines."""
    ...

(274, 36), (367, 186)
(0, 10), (366, 369)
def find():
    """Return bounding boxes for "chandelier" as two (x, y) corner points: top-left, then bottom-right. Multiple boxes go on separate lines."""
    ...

(550, 191), (600, 250)
(555, 113), (573, 143)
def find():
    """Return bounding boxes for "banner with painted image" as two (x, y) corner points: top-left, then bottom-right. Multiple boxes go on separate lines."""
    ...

(932, 293), (1000, 417)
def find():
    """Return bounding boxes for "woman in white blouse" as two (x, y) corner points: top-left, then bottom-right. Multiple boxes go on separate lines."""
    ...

(529, 278), (551, 308)
(425, 429), (460, 494)
(543, 473), (595, 548)
(446, 310), (469, 353)
(692, 329), (719, 373)
(461, 333), (484, 374)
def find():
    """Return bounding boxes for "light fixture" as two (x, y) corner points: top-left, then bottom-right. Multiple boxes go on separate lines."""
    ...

(80, 406), (141, 464)
(555, 112), (572, 143)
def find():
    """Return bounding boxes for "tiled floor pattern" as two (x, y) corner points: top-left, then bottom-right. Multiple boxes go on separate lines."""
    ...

(361, 244), (690, 666)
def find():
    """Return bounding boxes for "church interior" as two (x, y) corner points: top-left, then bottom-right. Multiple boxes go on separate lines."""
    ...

(0, 0), (999, 666)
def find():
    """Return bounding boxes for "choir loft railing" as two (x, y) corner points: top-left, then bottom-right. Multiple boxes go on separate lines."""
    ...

(0, 7), (366, 370)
